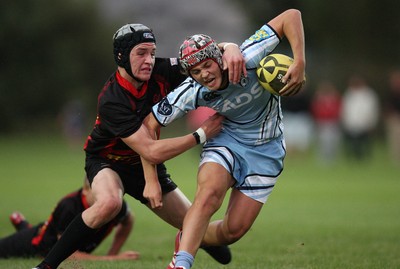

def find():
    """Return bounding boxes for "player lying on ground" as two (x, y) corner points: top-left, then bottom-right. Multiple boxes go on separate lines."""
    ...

(0, 177), (139, 261)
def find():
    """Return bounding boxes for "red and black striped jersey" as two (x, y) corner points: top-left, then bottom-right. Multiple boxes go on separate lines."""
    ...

(84, 57), (186, 165)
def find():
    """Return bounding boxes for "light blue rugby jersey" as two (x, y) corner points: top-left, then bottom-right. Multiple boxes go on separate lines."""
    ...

(152, 24), (284, 146)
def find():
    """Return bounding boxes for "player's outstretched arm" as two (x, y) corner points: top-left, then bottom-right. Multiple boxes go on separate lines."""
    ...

(123, 113), (223, 208)
(122, 113), (224, 164)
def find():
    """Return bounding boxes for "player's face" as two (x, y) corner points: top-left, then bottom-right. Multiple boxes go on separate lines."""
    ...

(129, 43), (156, 81)
(189, 59), (222, 91)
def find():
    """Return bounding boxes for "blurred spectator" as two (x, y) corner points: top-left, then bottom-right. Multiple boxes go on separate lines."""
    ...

(384, 69), (400, 165)
(341, 75), (380, 161)
(281, 89), (313, 155)
(310, 81), (342, 165)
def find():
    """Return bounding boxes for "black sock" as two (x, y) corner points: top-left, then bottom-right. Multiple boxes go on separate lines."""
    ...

(36, 213), (97, 269)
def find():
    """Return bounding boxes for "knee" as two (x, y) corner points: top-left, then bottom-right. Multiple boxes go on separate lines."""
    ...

(100, 196), (122, 215)
(196, 188), (224, 213)
(91, 196), (122, 224)
(221, 223), (250, 245)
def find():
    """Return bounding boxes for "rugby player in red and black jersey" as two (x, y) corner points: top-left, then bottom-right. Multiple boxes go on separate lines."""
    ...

(1, 178), (138, 261)
(33, 24), (245, 269)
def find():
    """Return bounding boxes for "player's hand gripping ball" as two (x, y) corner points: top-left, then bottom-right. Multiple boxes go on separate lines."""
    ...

(257, 53), (303, 95)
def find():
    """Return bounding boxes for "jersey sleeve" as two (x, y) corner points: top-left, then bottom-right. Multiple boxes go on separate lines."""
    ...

(152, 77), (198, 126)
(240, 24), (281, 69)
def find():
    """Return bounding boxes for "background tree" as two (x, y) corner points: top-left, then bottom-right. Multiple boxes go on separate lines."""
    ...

(0, 0), (114, 132)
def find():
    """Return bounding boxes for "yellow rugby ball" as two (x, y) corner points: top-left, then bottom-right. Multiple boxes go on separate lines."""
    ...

(256, 53), (295, 95)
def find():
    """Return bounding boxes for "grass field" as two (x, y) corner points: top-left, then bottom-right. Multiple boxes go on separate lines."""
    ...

(0, 132), (399, 269)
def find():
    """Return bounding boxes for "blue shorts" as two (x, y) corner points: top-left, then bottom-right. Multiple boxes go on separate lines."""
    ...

(200, 133), (286, 203)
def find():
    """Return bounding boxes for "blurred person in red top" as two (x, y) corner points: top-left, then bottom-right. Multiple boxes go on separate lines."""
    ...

(311, 80), (342, 165)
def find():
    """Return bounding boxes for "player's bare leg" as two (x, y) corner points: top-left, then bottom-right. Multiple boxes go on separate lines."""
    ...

(33, 169), (124, 269)
(174, 162), (233, 268)
(83, 169), (125, 228)
(161, 185), (232, 268)
(203, 188), (263, 245)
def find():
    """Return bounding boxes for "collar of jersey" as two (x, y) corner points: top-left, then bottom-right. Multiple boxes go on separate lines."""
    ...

(116, 70), (148, 99)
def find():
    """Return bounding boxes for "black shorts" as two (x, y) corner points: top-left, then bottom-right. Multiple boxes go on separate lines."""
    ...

(85, 155), (178, 204)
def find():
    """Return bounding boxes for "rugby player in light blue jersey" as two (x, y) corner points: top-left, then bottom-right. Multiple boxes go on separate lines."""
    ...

(143, 9), (306, 269)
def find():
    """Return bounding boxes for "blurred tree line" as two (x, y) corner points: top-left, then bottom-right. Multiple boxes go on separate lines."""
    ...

(0, 0), (114, 132)
(1, 0), (399, 133)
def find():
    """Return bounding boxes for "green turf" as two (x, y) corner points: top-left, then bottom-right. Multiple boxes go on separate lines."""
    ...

(0, 133), (399, 269)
